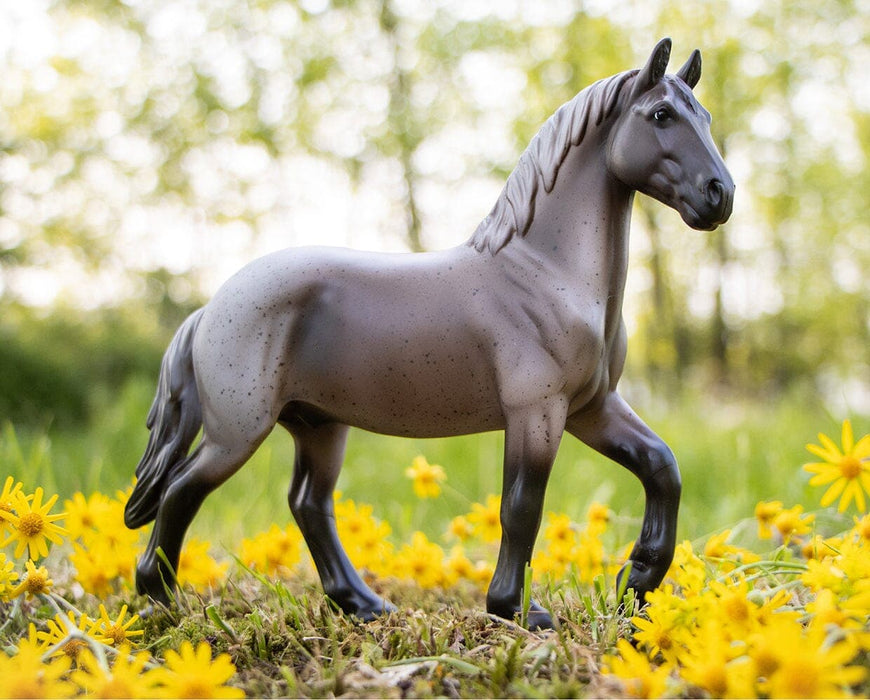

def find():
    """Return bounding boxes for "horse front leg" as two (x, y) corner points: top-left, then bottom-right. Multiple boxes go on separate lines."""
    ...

(487, 403), (566, 631)
(567, 392), (681, 604)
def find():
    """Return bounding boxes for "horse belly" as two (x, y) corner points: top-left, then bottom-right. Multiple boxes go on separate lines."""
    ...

(289, 324), (506, 438)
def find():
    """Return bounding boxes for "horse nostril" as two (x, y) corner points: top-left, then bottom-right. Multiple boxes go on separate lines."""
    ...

(705, 179), (724, 207)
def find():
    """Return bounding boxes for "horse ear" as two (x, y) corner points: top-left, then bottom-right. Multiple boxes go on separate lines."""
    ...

(634, 37), (671, 95)
(677, 49), (702, 89)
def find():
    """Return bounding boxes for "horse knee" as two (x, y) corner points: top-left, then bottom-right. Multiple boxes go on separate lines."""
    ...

(641, 441), (681, 498)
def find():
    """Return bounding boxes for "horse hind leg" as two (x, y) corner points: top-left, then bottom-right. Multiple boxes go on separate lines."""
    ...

(282, 418), (396, 621)
(136, 434), (264, 604)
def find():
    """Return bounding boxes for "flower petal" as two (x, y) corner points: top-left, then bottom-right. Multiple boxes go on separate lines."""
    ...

(805, 443), (840, 463)
(821, 478), (846, 508)
(841, 420), (855, 453)
(853, 434), (870, 459)
(809, 471), (840, 487)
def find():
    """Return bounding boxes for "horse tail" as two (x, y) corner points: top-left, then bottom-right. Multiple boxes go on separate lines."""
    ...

(124, 308), (205, 529)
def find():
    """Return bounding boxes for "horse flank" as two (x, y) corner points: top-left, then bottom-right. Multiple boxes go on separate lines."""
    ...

(468, 70), (637, 256)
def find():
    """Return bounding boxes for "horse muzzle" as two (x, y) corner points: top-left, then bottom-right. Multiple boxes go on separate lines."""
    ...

(680, 175), (735, 230)
(703, 177), (734, 226)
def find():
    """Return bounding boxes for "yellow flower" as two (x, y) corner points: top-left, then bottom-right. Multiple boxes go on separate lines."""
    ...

(240, 523), (303, 577)
(442, 545), (475, 585)
(0, 552), (19, 599)
(71, 644), (157, 699)
(63, 491), (111, 542)
(404, 455), (446, 499)
(0, 638), (75, 698)
(335, 497), (394, 573)
(759, 623), (866, 698)
(703, 529), (760, 569)
(773, 503), (814, 545)
(602, 638), (672, 699)
(573, 528), (608, 583)
(178, 538), (229, 592)
(754, 500), (783, 539)
(9, 559), (53, 599)
(391, 531), (445, 589)
(852, 513), (870, 543)
(36, 610), (96, 663)
(0, 487), (68, 560)
(0, 476), (25, 538)
(679, 622), (756, 698)
(804, 419), (870, 513)
(92, 603), (145, 647)
(71, 541), (130, 598)
(467, 494), (502, 543)
(543, 512), (577, 548)
(801, 534), (840, 560)
(586, 501), (611, 534)
(446, 514), (473, 541)
(631, 604), (684, 664)
(665, 540), (707, 596)
(149, 640), (243, 699)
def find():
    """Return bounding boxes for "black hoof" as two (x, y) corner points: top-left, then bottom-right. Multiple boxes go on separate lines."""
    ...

(616, 559), (662, 607)
(135, 561), (175, 607)
(327, 587), (397, 622)
(350, 600), (398, 623)
(487, 598), (557, 631)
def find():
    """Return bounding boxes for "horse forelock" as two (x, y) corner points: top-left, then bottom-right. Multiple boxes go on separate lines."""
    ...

(469, 69), (637, 255)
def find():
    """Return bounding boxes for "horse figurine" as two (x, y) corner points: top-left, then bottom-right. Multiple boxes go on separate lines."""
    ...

(125, 38), (733, 630)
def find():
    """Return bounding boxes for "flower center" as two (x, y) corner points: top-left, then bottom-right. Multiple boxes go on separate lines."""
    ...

(839, 456), (862, 479)
(781, 661), (817, 697)
(19, 513), (44, 537)
(25, 573), (48, 594)
(107, 625), (127, 645)
(182, 679), (217, 698)
(63, 639), (87, 660)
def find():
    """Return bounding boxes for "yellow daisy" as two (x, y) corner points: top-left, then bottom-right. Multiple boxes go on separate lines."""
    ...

(0, 476), (25, 538)
(404, 455), (446, 499)
(9, 559), (53, 599)
(0, 638), (75, 698)
(467, 494), (502, 543)
(0, 487), (68, 560)
(92, 603), (145, 647)
(71, 644), (157, 699)
(149, 640), (244, 699)
(754, 500), (783, 539)
(602, 638), (672, 699)
(0, 552), (19, 599)
(804, 420), (870, 513)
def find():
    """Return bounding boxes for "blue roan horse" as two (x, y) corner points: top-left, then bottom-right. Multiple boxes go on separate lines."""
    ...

(125, 39), (734, 629)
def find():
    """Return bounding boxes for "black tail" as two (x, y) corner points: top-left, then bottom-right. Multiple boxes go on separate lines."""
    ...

(125, 308), (205, 529)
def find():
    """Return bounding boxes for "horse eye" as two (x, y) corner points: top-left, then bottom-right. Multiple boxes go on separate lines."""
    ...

(653, 108), (672, 123)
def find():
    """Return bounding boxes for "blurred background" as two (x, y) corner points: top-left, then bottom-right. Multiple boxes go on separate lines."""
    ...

(0, 0), (867, 547)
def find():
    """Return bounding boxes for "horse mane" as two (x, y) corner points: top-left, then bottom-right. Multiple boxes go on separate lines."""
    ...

(468, 69), (638, 255)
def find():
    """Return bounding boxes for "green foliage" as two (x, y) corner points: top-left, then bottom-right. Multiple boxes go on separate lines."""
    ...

(1, 0), (866, 410)
(0, 308), (166, 428)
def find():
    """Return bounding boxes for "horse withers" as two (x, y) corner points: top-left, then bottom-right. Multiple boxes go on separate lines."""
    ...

(125, 38), (734, 630)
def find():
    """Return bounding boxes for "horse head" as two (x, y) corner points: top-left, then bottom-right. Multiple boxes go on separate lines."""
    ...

(607, 38), (735, 230)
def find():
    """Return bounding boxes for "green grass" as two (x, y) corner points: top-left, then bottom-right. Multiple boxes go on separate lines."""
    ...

(2, 377), (856, 551)
(131, 572), (637, 698)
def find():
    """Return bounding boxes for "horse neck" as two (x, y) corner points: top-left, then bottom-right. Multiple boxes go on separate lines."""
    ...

(515, 139), (635, 300)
